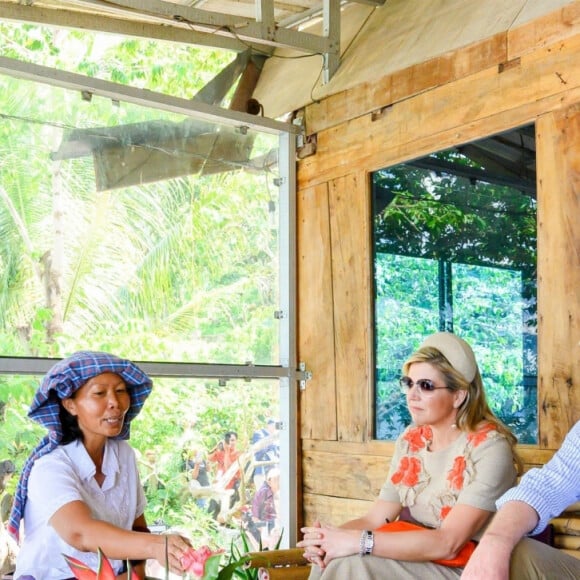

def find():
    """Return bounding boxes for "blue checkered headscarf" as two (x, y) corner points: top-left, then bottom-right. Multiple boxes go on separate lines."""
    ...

(7, 351), (153, 541)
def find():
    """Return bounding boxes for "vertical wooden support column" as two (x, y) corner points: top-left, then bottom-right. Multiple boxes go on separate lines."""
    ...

(329, 171), (372, 442)
(298, 183), (337, 441)
(537, 103), (580, 448)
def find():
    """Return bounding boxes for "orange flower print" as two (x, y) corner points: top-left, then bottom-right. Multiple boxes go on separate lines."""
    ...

(447, 456), (467, 491)
(391, 456), (423, 487)
(403, 425), (432, 452)
(440, 505), (452, 520)
(467, 422), (497, 447)
(431, 492), (457, 525)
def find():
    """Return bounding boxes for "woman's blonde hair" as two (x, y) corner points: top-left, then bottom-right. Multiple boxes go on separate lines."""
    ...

(403, 346), (523, 474)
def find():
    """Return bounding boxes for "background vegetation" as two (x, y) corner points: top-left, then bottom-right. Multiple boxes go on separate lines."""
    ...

(0, 22), (280, 549)
(372, 151), (538, 443)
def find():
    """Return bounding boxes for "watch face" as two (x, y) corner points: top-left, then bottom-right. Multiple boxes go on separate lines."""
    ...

(363, 530), (374, 554)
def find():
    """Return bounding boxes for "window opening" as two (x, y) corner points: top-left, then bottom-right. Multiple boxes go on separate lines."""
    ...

(0, 23), (299, 554)
(372, 126), (537, 443)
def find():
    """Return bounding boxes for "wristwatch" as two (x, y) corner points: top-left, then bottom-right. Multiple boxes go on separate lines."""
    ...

(359, 530), (374, 556)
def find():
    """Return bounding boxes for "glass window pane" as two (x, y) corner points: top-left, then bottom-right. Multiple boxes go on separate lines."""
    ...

(373, 127), (537, 443)
(0, 70), (280, 365)
(0, 23), (295, 570)
(1, 374), (285, 567)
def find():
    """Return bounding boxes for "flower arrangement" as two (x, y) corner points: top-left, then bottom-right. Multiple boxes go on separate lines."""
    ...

(63, 538), (255, 580)
(63, 548), (140, 580)
(63, 526), (281, 579)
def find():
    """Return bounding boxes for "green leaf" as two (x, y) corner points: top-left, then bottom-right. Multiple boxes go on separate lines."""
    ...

(203, 553), (224, 579)
(216, 555), (250, 580)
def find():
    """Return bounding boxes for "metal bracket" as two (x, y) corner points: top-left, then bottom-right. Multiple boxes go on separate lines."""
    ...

(298, 361), (313, 391)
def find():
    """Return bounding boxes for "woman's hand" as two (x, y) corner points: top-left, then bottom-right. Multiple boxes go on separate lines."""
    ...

(298, 521), (326, 568)
(298, 523), (360, 567)
(152, 533), (193, 575)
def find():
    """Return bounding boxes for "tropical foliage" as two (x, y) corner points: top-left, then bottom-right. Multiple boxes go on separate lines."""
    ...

(0, 21), (281, 558)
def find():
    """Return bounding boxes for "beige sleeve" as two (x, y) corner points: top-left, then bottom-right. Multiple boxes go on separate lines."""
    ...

(456, 435), (517, 512)
(378, 432), (406, 503)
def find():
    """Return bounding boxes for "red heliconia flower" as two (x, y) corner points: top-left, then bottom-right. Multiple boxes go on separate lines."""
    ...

(181, 545), (224, 578)
(63, 547), (123, 580)
(62, 554), (98, 580)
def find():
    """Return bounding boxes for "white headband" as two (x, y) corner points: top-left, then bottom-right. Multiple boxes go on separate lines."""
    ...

(420, 332), (477, 383)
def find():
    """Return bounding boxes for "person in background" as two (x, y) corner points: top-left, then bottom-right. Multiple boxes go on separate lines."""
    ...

(208, 431), (241, 491)
(0, 460), (17, 578)
(461, 420), (580, 580)
(0, 460), (16, 524)
(251, 419), (280, 489)
(252, 466), (280, 538)
(187, 447), (210, 488)
(207, 431), (242, 515)
(299, 332), (521, 579)
(139, 449), (166, 495)
(186, 446), (211, 509)
(8, 351), (193, 579)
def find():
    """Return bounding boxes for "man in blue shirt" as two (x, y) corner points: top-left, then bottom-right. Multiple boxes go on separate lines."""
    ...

(251, 419), (279, 489)
(462, 421), (580, 579)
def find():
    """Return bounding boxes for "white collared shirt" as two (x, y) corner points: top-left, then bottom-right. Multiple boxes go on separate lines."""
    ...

(15, 438), (146, 579)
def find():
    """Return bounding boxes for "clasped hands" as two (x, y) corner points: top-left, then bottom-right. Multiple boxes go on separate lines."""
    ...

(297, 522), (360, 569)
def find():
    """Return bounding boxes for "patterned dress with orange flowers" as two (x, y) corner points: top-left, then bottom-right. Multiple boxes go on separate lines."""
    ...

(306, 423), (518, 580)
(380, 421), (517, 541)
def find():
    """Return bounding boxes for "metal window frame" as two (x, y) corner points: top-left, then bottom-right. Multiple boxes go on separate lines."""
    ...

(0, 56), (305, 547)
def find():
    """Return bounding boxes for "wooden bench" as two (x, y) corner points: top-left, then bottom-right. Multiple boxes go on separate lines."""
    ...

(244, 547), (311, 579)
(552, 501), (580, 559)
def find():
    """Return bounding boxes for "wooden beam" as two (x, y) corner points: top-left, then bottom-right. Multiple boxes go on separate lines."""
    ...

(298, 31), (580, 189)
(536, 103), (580, 449)
(0, 2), (246, 51)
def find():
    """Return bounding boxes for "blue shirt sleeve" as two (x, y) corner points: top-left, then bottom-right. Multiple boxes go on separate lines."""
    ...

(496, 421), (580, 535)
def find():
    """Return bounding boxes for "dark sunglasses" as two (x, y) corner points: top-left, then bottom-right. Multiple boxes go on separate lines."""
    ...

(399, 376), (450, 395)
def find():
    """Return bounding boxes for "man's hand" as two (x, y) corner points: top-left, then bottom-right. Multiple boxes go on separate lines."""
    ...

(461, 534), (512, 580)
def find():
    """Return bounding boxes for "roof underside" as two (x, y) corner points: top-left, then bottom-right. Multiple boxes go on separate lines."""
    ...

(0, 0), (574, 120)
(0, 0), (567, 190)
(0, 0), (380, 73)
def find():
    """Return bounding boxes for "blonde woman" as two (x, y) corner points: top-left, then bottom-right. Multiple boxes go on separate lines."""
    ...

(299, 332), (521, 580)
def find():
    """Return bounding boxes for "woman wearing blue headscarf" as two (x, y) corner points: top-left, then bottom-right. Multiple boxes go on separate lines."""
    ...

(9, 351), (192, 579)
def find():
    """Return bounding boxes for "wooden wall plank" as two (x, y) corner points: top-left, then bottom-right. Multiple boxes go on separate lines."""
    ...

(509, 1), (580, 58)
(302, 438), (396, 456)
(517, 445), (556, 466)
(305, 34), (507, 136)
(536, 103), (580, 448)
(300, 441), (552, 527)
(299, 32), (580, 189)
(328, 172), (372, 442)
(302, 449), (391, 501)
(298, 183), (337, 441)
(303, 492), (372, 526)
